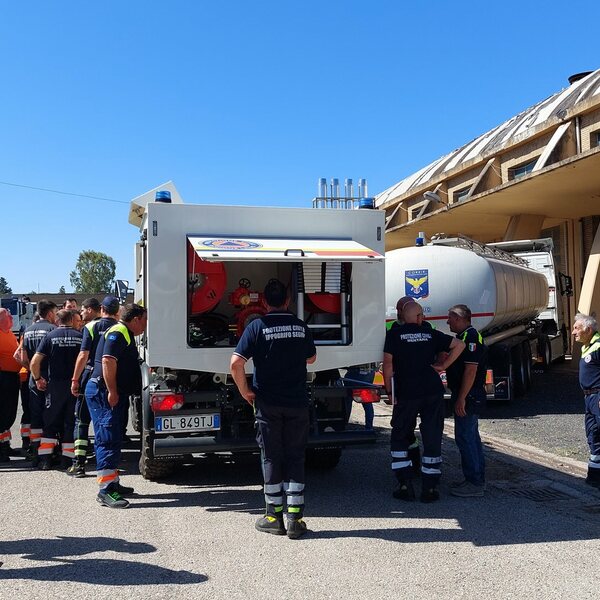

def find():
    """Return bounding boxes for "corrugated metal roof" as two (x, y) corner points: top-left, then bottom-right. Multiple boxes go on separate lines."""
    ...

(376, 69), (600, 206)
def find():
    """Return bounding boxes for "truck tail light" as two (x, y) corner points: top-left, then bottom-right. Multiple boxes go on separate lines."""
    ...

(150, 393), (184, 412)
(352, 388), (380, 403)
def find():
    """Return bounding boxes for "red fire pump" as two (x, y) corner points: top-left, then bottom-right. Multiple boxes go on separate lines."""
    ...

(229, 278), (267, 336)
(187, 242), (227, 314)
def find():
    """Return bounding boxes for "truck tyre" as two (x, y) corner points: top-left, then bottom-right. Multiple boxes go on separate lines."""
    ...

(521, 342), (532, 392)
(539, 335), (552, 369)
(305, 447), (342, 470)
(139, 433), (177, 481)
(511, 345), (526, 397)
(130, 395), (142, 433)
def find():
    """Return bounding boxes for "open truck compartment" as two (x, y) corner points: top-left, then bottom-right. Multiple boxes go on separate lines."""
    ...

(129, 195), (385, 480)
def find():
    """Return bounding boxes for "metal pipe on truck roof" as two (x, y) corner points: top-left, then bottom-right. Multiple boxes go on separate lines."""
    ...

(318, 178), (328, 208)
(344, 178), (354, 209)
(331, 178), (340, 208)
(358, 178), (368, 199)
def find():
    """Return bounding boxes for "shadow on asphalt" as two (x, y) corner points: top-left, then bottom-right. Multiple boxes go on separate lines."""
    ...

(103, 431), (600, 548)
(0, 537), (207, 585)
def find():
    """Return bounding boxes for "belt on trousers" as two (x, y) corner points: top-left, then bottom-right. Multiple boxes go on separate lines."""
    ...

(583, 388), (600, 395)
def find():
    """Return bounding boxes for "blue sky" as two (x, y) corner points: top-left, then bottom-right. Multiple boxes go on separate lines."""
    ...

(1, 1), (598, 294)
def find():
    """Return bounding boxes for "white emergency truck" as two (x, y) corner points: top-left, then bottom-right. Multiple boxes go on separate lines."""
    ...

(385, 235), (569, 401)
(126, 184), (385, 480)
(0, 297), (35, 336)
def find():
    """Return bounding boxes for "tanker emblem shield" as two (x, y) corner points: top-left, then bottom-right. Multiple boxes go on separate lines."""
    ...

(405, 269), (429, 299)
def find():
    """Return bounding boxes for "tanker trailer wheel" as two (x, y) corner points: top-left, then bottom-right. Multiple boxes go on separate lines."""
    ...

(305, 447), (342, 470)
(510, 345), (526, 398)
(539, 335), (552, 369)
(520, 342), (532, 392)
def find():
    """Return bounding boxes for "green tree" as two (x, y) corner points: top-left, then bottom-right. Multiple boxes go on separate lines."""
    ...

(58, 285), (66, 294)
(0, 277), (12, 295)
(69, 250), (116, 293)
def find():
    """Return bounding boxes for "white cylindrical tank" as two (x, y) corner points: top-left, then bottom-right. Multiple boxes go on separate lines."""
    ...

(386, 245), (548, 336)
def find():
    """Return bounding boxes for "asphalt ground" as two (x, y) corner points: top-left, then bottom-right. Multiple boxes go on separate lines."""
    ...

(1, 365), (597, 599)
(474, 358), (589, 463)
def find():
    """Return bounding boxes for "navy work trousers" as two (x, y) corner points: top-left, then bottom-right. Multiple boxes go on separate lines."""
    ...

(86, 379), (122, 483)
(29, 381), (46, 431)
(43, 379), (76, 442)
(0, 371), (20, 434)
(255, 402), (309, 516)
(390, 392), (444, 488)
(584, 391), (600, 455)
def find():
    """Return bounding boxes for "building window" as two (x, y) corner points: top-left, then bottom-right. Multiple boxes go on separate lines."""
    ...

(508, 159), (537, 180)
(454, 186), (471, 202)
(593, 131), (600, 147)
(407, 200), (430, 221)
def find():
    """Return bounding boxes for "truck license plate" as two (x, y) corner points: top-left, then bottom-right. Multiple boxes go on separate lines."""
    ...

(155, 414), (220, 433)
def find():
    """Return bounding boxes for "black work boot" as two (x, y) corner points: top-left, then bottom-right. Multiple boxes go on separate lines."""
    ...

(286, 517), (308, 539)
(255, 513), (286, 535)
(420, 487), (440, 503)
(21, 437), (31, 455)
(67, 456), (86, 478)
(585, 467), (600, 489)
(393, 480), (416, 501)
(0, 442), (10, 463)
(28, 443), (40, 466)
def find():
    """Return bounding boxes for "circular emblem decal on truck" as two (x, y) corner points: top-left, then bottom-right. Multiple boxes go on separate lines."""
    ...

(202, 239), (262, 250)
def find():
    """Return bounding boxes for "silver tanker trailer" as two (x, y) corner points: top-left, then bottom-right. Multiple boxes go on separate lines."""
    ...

(385, 235), (569, 400)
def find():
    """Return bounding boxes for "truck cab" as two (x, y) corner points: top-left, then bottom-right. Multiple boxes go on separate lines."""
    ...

(0, 297), (36, 337)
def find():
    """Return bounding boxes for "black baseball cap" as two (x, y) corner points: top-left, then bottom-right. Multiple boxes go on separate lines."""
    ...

(101, 296), (120, 314)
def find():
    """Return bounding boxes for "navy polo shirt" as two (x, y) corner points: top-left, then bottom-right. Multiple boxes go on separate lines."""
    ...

(35, 326), (82, 382)
(234, 311), (316, 406)
(23, 320), (56, 380)
(384, 323), (452, 398)
(91, 324), (142, 395)
(445, 326), (488, 392)
(81, 317), (118, 368)
(579, 332), (600, 391)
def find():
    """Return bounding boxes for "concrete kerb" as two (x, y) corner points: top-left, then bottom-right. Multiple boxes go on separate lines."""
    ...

(444, 420), (587, 478)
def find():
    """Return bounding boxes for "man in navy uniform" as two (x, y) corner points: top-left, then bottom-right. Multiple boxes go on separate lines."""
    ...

(446, 304), (488, 497)
(572, 313), (600, 488)
(230, 279), (316, 539)
(69, 296), (120, 477)
(19, 300), (57, 462)
(383, 302), (464, 502)
(30, 309), (82, 469)
(86, 303), (146, 508)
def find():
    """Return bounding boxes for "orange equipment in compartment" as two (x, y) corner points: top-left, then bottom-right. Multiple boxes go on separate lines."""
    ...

(306, 293), (341, 314)
(229, 278), (267, 336)
(188, 242), (227, 314)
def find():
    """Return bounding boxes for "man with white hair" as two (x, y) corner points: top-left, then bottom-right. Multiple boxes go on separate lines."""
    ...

(572, 313), (600, 488)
